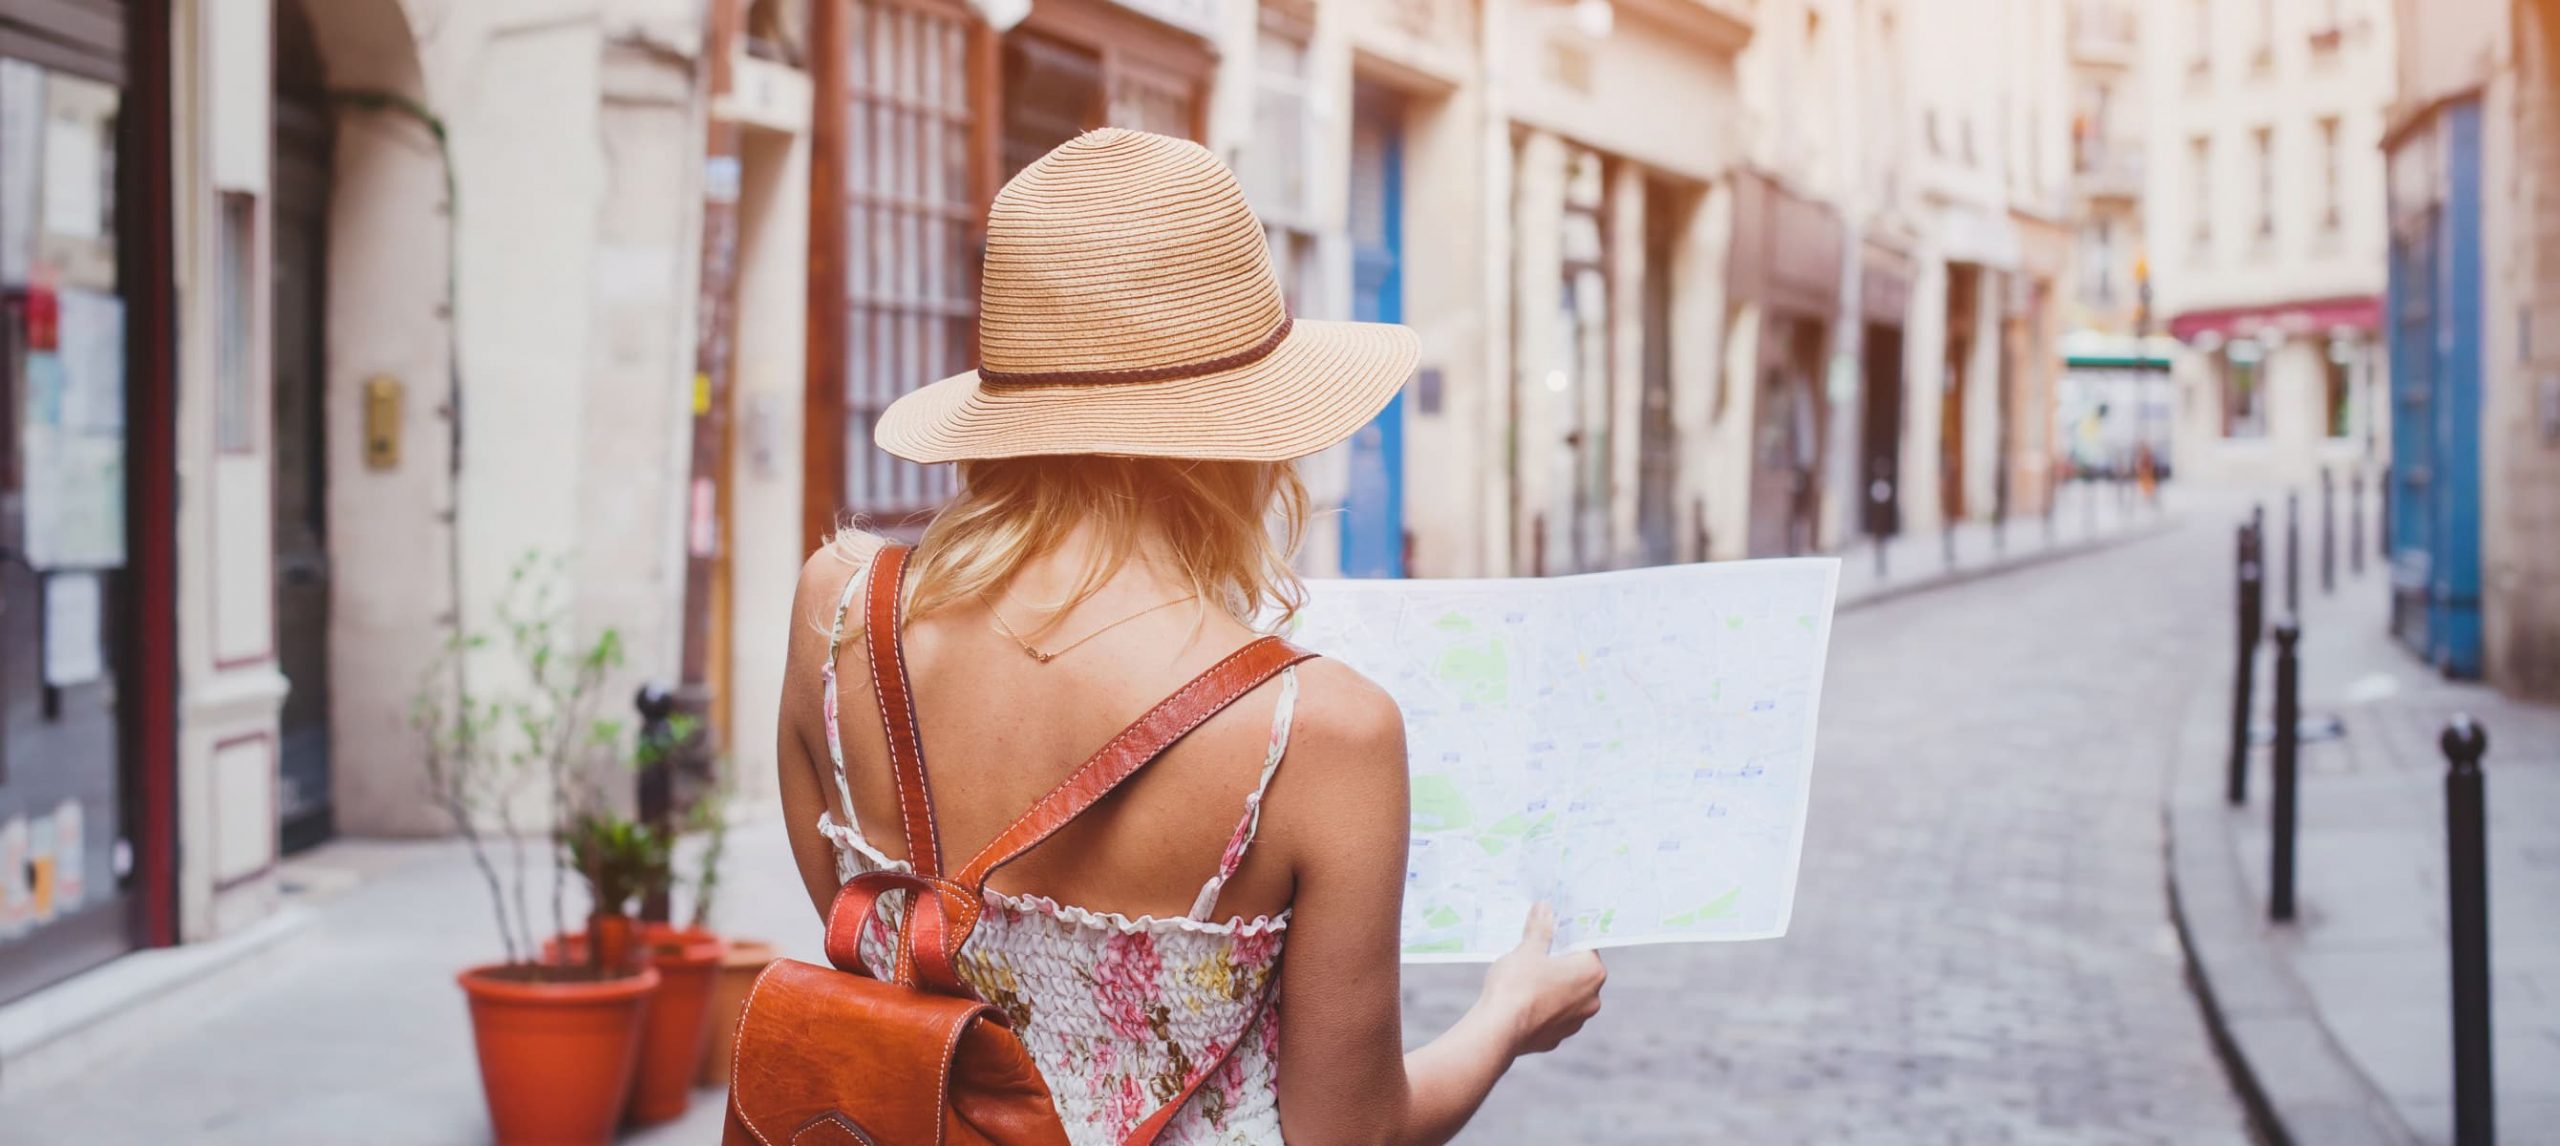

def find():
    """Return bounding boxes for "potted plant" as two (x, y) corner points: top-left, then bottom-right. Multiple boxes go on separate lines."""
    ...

(419, 554), (654, 1146)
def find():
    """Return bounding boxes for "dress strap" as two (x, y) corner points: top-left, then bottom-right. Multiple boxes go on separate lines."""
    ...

(817, 561), (869, 825)
(1188, 666), (1299, 921)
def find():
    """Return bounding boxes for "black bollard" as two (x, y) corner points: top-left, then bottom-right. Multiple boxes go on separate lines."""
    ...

(2443, 715), (2494, 1146)
(2285, 491), (2302, 616)
(2380, 463), (2393, 561)
(633, 682), (679, 922)
(2269, 619), (2302, 921)
(2229, 522), (2266, 805)
(2351, 470), (2366, 577)
(2321, 469), (2336, 595)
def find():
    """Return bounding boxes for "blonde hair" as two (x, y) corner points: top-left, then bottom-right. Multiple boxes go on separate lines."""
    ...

(835, 456), (1310, 633)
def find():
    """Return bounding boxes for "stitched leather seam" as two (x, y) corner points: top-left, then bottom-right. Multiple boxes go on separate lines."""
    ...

(730, 961), (787, 1146)
(885, 551), (945, 873)
(933, 1008), (979, 1146)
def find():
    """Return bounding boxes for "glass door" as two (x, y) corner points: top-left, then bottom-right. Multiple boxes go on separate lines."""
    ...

(0, 51), (134, 1004)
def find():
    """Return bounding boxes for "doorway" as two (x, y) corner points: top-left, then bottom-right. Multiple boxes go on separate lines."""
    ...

(1340, 82), (1405, 578)
(272, 0), (334, 852)
(1940, 265), (1977, 523)
(1747, 316), (1824, 557)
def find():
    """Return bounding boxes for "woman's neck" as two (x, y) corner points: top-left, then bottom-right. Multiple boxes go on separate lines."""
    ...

(1003, 522), (1188, 618)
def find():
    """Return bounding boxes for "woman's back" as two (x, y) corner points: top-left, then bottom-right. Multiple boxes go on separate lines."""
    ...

(790, 535), (1332, 1143)
(770, 128), (1602, 1146)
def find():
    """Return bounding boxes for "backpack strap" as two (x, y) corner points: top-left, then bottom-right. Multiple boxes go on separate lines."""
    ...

(864, 544), (944, 879)
(950, 636), (1316, 893)
(878, 635), (1315, 998)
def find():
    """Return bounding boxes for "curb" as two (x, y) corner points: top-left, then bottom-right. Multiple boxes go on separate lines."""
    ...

(1839, 515), (2181, 613)
(2162, 664), (2422, 1146)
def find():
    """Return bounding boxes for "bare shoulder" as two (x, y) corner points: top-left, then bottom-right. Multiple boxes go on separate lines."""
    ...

(791, 530), (888, 647)
(1282, 656), (1408, 772)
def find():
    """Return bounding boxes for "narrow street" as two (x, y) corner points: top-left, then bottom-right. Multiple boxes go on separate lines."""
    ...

(6, 519), (2260, 1144)
(1400, 514), (2254, 1143)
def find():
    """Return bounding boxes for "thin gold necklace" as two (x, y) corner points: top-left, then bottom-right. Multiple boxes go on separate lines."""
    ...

(985, 592), (1194, 664)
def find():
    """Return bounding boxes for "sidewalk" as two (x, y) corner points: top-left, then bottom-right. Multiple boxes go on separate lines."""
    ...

(1834, 476), (2173, 610)
(2167, 513), (2560, 1145)
(0, 822), (826, 1143)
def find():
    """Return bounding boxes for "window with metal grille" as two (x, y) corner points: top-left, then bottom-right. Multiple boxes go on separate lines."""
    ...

(842, 0), (976, 520)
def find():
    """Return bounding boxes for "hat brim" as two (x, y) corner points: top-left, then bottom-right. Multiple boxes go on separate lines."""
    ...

(873, 319), (1421, 464)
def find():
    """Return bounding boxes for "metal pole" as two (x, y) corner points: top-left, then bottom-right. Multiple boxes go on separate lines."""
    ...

(2380, 463), (2393, 562)
(2286, 490), (2302, 617)
(2269, 619), (2301, 921)
(2351, 469), (2366, 576)
(2321, 469), (2336, 595)
(2442, 715), (2494, 1146)
(2229, 521), (2265, 805)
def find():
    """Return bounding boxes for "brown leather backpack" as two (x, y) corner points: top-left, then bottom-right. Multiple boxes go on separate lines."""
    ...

(725, 545), (1314, 1146)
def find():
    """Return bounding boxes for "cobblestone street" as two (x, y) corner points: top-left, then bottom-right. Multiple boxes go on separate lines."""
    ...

(1400, 515), (2254, 1144)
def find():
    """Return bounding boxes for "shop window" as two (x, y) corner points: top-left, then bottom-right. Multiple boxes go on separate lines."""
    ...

(2222, 340), (2267, 438)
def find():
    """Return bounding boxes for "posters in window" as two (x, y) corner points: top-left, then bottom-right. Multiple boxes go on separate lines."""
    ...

(21, 288), (127, 569)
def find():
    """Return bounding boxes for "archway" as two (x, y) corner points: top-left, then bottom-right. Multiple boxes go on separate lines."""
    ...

(277, 0), (455, 837)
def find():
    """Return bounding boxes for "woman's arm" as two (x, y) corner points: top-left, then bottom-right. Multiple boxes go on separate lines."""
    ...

(1269, 662), (1606, 1146)
(776, 540), (881, 918)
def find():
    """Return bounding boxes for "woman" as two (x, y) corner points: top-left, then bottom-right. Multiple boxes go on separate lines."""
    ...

(776, 128), (1605, 1145)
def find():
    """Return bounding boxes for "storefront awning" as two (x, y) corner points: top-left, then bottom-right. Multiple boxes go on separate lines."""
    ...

(2167, 295), (2382, 342)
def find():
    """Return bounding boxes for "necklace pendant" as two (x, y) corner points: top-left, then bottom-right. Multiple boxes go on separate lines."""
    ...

(1028, 649), (1054, 664)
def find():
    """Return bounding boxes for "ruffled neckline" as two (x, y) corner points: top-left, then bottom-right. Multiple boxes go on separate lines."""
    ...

(818, 813), (1292, 939)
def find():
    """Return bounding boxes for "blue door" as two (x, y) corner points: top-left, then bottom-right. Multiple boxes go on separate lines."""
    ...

(1341, 85), (1406, 578)
(2430, 100), (2486, 676)
(2385, 99), (2485, 675)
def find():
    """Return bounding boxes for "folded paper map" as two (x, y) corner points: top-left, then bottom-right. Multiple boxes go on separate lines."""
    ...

(1286, 559), (1840, 961)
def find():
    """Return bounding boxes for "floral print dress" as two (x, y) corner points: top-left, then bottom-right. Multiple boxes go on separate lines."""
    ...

(817, 571), (1298, 1145)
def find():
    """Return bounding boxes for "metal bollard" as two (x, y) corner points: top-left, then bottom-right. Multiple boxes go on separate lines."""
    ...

(2269, 620), (2302, 921)
(2229, 521), (2266, 805)
(2379, 463), (2393, 561)
(2351, 470), (2366, 577)
(2321, 469), (2337, 595)
(633, 682), (679, 922)
(2285, 491), (2302, 617)
(2442, 715), (2494, 1146)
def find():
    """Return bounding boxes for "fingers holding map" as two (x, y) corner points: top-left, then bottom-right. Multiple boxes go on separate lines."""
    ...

(1285, 558), (1841, 962)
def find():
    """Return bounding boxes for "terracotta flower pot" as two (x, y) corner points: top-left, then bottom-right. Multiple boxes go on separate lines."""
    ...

(624, 923), (727, 1126)
(695, 938), (780, 1088)
(458, 962), (658, 1146)
(588, 911), (638, 973)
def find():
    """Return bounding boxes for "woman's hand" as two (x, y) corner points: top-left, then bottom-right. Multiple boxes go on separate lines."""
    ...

(1477, 903), (1606, 1055)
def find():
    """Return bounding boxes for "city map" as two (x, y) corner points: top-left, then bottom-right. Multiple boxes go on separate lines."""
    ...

(1286, 559), (1840, 961)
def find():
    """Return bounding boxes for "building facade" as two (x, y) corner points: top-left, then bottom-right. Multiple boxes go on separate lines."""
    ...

(2382, 0), (2560, 697)
(2, 0), (714, 1002)
(2148, 0), (2395, 487)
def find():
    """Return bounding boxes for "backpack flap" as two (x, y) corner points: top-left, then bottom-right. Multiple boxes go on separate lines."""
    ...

(730, 958), (1056, 1146)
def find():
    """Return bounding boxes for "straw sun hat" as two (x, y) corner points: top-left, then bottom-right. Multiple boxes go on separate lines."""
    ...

(873, 128), (1420, 463)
